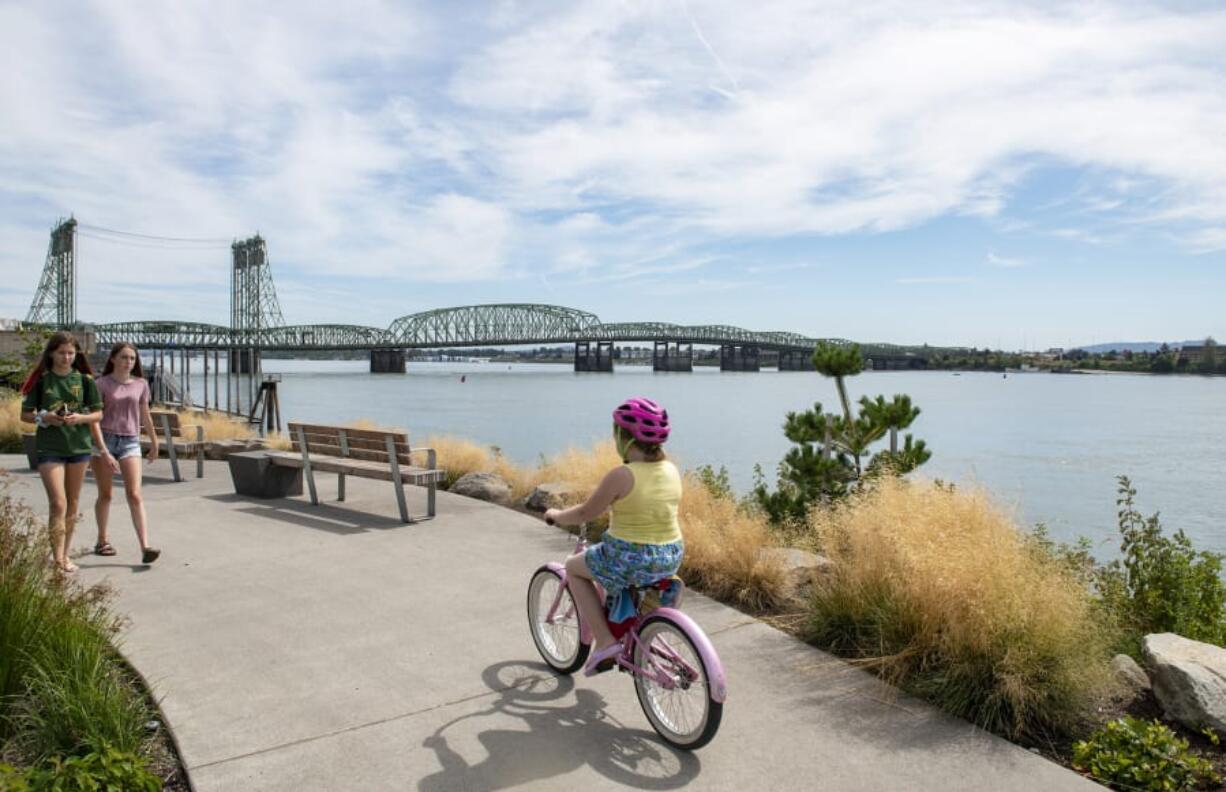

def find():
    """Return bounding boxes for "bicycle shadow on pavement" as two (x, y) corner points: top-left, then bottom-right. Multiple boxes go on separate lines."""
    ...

(417, 660), (702, 792)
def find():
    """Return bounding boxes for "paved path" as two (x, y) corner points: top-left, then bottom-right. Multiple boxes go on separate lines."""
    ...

(0, 455), (1102, 791)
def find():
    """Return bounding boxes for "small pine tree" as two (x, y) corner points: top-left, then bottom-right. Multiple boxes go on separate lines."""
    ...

(755, 342), (931, 524)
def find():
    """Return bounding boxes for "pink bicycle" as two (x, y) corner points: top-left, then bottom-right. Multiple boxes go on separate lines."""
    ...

(527, 521), (726, 750)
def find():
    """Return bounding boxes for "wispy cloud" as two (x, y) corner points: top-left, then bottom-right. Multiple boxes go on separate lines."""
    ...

(986, 251), (1025, 268)
(895, 276), (975, 285)
(2, 0), (1226, 330)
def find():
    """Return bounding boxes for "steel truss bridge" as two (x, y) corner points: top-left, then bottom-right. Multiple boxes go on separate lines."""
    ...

(85, 304), (923, 358)
(25, 218), (934, 367)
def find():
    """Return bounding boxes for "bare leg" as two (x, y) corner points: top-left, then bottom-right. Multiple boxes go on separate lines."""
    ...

(92, 456), (114, 547)
(119, 456), (151, 551)
(38, 462), (69, 569)
(62, 461), (89, 570)
(565, 553), (616, 651)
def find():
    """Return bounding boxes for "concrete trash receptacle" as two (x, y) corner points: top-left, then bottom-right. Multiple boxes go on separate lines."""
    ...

(227, 451), (302, 498)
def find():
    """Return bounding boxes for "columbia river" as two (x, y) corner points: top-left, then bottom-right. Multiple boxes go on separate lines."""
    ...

(189, 360), (1225, 557)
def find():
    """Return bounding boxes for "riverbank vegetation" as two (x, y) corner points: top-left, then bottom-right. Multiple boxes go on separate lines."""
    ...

(0, 480), (175, 789)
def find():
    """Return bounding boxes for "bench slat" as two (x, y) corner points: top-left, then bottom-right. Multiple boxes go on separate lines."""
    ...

(288, 443), (413, 465)
(265, 451), (444, 484)
(287, 423), (409, 444)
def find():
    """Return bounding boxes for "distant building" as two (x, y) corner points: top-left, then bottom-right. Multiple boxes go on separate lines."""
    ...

(1178, 345), (1207, 365)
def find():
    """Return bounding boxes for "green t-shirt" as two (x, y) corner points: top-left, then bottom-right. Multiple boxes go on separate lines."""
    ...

(22, 370), (103, 456)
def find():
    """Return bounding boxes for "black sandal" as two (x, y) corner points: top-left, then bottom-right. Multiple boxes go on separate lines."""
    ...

(142, 548), (161, 564)
(94, 542), (117, 556)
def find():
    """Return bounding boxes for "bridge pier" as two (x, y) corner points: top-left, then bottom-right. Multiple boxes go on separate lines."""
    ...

(229, 348), (257, 374)
(370, 348), (406, 373)
(653, 341), (692, 372)
(778, 349), (815, 371)
(574, 341), (613, 372)
(720, 344), (760, 372)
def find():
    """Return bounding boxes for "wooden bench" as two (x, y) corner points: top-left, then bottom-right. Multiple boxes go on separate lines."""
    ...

(141, 410), (204, 482)
(264, 423), (445, 523)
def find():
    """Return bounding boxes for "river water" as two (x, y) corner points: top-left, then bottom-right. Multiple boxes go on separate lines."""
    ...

(186, 359), (1225, 556)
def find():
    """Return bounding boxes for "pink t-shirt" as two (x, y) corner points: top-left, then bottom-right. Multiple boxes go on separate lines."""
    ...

(97, 375), (150, 437)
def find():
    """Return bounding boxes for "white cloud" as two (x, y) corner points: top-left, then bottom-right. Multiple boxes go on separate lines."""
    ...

(987, 251), (1025, 268)
(895, 276), (975, 285)
(3, 0), (1226, 326)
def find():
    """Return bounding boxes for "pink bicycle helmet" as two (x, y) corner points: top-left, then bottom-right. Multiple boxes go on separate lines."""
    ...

(613, 397), (670, 445)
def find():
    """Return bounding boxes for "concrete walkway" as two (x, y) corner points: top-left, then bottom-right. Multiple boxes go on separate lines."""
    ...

(0, 455), (1102, 791)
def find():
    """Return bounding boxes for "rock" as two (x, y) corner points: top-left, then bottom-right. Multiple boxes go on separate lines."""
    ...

(450, 472), (512, 505)
(756, 547), (833, 598)
(523, 482), (577, 512)
(1111, 653), (1150, 692)
(1142, 633), (1226, 733)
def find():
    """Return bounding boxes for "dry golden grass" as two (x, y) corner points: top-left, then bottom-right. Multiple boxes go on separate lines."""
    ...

(678, 474), (790, 612)
(160, 407), (291, 449)
(1, 394), (34, 452)
(805, 477), (1116, 738)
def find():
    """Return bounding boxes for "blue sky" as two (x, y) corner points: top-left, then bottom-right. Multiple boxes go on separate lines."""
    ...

(2, 0), (1224, 350)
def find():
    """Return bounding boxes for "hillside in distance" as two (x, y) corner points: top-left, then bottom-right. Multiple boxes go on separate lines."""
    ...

(1075, 340), (1204, 354)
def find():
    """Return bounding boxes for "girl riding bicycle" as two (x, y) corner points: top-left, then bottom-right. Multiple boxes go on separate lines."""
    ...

(545, 397), (683, 676)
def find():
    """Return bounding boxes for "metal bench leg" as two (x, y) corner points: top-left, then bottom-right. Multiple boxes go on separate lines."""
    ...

(196, 425), (204, 478)
(297, 425), (318, 506)
(337, 429), (348, 502)
(386, 435), (410, 523)
(427, 448), (437, 518)
(161, 413), (181, 482)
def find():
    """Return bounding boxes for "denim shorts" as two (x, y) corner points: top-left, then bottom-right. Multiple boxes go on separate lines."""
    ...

(92, 432), (142, 461)
(584, 533), (684, 593)
(38, 454), (91, 466)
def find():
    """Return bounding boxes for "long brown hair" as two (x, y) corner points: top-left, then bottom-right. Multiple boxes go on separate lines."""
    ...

(101, 342), (145, 378)
(20, 331), (94, 395)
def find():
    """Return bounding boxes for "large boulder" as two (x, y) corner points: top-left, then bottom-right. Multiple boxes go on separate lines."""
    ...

(1142, 633), (1226, 733)
(756, 547), (833, 599)
(523, 482), (577, 512)
(450, 472), (512, 505)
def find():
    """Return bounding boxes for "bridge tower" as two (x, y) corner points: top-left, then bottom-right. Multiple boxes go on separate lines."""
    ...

(230, 235), (284, 374)
(25, 218), (78, 327)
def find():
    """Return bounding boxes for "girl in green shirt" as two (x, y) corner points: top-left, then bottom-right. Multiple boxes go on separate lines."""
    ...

(20, 331), (105, 574)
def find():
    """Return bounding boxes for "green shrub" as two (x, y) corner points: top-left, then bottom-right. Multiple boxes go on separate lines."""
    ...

(1, 746), (161, 791)
(693, 464), (733, 501)
(0, 480), (151, 761)
(1072, 716), (1220, 791)
(1097, 477), (1226, 652)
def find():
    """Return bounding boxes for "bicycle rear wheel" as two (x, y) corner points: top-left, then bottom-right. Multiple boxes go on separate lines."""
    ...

(633, 614), (723, 750)
(527, 566), (589, 674)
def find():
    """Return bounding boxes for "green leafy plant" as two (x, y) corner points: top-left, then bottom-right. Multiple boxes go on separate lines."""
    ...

(1096, 477), (1226, 652)
(693, 464), (733, 501)
(0, 481), (151, 761)
(1072, 716), (1220, 791)
(6, 747), (161, 791)
(754, 342), (931, 523)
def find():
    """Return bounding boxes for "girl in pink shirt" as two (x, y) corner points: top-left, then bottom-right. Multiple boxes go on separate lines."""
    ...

(91, 342), (161, 564)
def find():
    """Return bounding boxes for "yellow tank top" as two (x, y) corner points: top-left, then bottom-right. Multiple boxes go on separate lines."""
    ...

(609, 461), (683, 545)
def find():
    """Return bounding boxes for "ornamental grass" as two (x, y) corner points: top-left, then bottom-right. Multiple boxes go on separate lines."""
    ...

(0, 393), (32, 453)
(803, 477), (1117, 739)
(0, 478), (151, 761)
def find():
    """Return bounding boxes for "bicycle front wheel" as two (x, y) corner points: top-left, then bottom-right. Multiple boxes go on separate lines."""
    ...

(527, 566), (589, 674)
(633, 614), (723, 750)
